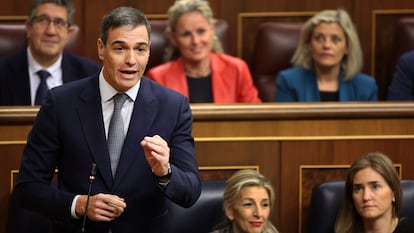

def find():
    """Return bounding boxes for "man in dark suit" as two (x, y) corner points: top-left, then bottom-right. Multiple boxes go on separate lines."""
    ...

(13, 6), (201, 233)
(0, 0), (100, 106)
(387, 50), (414, 100)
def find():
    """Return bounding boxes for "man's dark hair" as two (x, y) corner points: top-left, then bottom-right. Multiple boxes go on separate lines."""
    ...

(28, 0), (75, 26)
(100, 6), (151, 45)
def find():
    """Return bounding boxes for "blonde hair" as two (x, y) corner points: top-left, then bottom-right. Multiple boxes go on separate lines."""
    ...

(334, 152), (402, 233)
(163, 0), (223, 62)
(216, 169), (279, 233)
(291, 8), (362, 80)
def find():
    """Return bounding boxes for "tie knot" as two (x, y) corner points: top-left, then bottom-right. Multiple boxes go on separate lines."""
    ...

(37, 70), (51, 80)
(113, 93), (128, 110)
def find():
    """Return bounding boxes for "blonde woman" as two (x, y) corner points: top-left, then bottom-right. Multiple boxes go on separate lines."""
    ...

(211, 169), (279, 233)
(146, 0), (261, 103)
(276, 9), (377, 102)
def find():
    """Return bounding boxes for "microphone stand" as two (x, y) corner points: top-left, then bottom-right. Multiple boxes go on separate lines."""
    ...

(81, 163), (96, 233)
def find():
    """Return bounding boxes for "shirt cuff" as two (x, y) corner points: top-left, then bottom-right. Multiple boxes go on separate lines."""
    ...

(71, 195), (80, 219)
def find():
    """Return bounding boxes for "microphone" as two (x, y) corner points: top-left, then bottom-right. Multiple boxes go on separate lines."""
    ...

(81, 163), (96, 233)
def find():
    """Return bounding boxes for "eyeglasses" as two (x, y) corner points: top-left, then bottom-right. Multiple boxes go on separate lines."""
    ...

(31, 15), (69, 30)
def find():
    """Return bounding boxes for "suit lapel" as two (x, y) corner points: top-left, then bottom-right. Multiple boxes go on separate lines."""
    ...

(77, 75), (113, 189)
(9, 50), (32, 104)
(305, 70), (320, 101)
(338, 74), (352, 101)
(113, 78), (158, 189)
(61, 52), (80, 83)
(164, 58), (189, 98)
(210, 54), (224, 102)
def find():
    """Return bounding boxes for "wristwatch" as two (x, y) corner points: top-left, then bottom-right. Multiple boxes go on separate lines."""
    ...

(155, 163), (171, 180)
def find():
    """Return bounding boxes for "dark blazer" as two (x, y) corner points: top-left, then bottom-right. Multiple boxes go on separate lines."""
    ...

(0, 48), (101, 105)
(387, 50), (414, 100)
(14, 74), (201, 233)
(276, 67), (378, 102)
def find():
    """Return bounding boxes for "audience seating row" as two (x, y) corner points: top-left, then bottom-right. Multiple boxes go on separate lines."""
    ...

(1, 17), (414, 102)
(8, 177), (414, 233)
(0, 19), (229, 72)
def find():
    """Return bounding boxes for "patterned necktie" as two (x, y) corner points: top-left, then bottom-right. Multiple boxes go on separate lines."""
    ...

(34, 70), (51, 105)
(108, 93), (129, 177)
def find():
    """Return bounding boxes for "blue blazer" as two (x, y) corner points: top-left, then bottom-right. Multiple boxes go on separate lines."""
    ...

(14, 75), (201, 233)
(276, 67), (378, 102)
(388, 50), (414, 100)
(0, 48), (101, 105)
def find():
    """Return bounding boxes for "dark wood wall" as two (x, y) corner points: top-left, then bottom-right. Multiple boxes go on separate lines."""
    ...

(2, 1), (414, 99)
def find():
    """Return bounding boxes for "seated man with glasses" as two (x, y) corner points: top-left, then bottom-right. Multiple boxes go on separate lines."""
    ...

(31, 14), (70, 31)
(0, 0), (100, 106)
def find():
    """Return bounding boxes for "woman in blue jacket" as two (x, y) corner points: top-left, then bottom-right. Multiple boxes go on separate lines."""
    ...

(276, 9), (377, 102)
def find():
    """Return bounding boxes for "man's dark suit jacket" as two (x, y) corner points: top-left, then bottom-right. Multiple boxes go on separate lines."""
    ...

(0, 48), (101, 105)
(14, 74), (201, 233)
(388, 50), (414, 100)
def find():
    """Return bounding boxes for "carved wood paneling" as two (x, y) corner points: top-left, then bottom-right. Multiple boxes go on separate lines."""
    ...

(2, 2), (414, 100)
(0, 143), (25, 233)
(199, 165), (259, 181)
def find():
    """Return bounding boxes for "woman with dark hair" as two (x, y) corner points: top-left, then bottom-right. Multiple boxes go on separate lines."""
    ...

(335, 152), (414, 233)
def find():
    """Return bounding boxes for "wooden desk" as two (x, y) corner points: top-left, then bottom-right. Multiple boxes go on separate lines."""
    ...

(1, 102), (414, 233)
